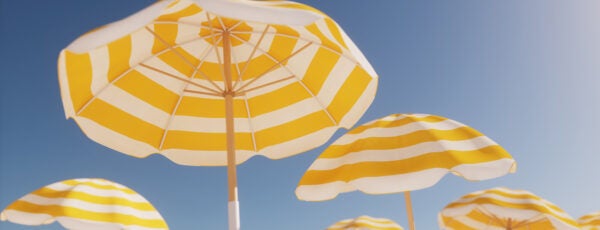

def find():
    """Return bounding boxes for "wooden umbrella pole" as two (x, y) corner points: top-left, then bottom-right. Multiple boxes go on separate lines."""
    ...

(404, 191), (416, 230)
(223, 30), (240, 230)
(506, 218), (512, 230)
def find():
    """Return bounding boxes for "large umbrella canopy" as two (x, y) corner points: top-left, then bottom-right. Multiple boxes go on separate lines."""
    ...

(58, 0), (377, 229)
(579, 211), (600, 230)
(0, 178), (167, 230)
(58, 0), (377, 166)
(296, 113), (515, 229)
(438, 187), (579, 230)
(327, 215), (404, 230)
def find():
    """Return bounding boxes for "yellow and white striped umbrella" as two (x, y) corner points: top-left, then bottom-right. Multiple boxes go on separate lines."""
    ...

(58, 0), (377, 166)
(58, 1), (377, 229)
(579, 211), (600, 230)
(296, 113), (515, 230)
(438, 187), (579, 230)
(0, 178), (168, 230)
(296, 114), (515, 201)
(327, 216), (404, 230)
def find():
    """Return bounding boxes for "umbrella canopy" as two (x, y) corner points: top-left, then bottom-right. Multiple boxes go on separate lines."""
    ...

(438, 187), (579, 230)
(296, 113), (515, 230)
(579, 211), (600, 230)
(58, 0), (377, 229)
(58, 0), (377, 166)
(296, 113), (515, 200)
(327, 216), (404, 230)
(0, 178), (167, 230)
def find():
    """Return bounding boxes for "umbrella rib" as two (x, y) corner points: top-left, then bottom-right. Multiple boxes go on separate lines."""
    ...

(233, 25), (270, 90)
(140, 63), (221, 96)
(158, 37), (227, 150)
(191, 36), (225, 92)
(237, 75), (296, 95)
(74, 32), (223, 116)
(242, 94), (258, 153)
(145, 25), (223, 92)
(235, 40), (312, 92)
(205, 13), (226, 85)
(144, 26), (202, 77)
(158, 86), (187, 151)
(229, 34), (338, 126)
(234, 30), (361, 67)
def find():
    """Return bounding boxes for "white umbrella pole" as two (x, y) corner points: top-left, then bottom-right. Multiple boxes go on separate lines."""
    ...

(404, 191), (416, 230)
(223, 31), (240, 230)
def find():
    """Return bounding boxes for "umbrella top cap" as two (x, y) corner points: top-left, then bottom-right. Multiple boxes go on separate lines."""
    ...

(66, 0), (325, 53)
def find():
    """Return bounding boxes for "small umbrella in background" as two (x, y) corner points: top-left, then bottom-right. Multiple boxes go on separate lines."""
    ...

(57, 0), (377, 229)
(0, 178), (167, 230)
(579, 211), (600, 230)
(438, 187), (579, 230)
(296, 113), (516, 230)
(327, 215), (404, 230)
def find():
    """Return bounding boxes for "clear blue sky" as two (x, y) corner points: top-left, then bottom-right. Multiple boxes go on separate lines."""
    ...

(1, 1), (599, 229)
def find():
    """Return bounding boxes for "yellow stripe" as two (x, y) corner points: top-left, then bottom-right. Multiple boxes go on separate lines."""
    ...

(440, 215), (478, 230)
(348, 115), (447, 135)
(30, 188), (155, 211)
(152, 24), (178, 55)
(107, 35), (132, 82)
(64, 51), (93, 113)
(320, 126), (485, 159)
(80, 99), (163, 148)
(247, 82), (311, 117)
(306, 23), (341, 53)
(254, 111), (333, 149)
(301, 47), (341, 94)
(158, 47), (199, 77)
(300, 145), (510, 185)
(7, 201), (167, 228)
(115, 70), (180, 113)
(61, 179), (137, 195)
(157, 3), (202, 22)
(460, 189), (563, 213)
(175, 96), (248, 118)
(162, 130), (253, 151)
(447, 197), (577, 227)
(270, 2), (326, 16)
(324, 18), (348, 49)
(326, 66), (372, 122)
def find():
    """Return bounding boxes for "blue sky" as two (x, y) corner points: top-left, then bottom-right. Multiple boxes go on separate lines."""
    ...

(1, 0), (599, 229)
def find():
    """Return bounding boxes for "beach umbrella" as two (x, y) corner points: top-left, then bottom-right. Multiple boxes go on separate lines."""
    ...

(327, 215), (404, 230)
(296, 113), (515, 230)
(57, 0), (377, 229)
(0, 178), (167, 230)
(579, 211), (600, 230)
(438, 187), (580, 230)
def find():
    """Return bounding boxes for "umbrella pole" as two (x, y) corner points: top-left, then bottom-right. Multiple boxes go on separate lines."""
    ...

(404, 191), (416, 230)
(223, 30), (240, 230)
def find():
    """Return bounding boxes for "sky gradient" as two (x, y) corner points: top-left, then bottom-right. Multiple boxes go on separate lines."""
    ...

(1, 0), (599, 229)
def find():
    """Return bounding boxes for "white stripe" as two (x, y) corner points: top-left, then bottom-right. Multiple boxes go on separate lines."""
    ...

(309, 136), (500, 170)
(130, 27), (155, 68)
(297, 160), (514, 201)
(18, 194), (162, 219)
(45, 183), (148, 203)
(97, 85), (170, 128)
(58, 216), (166, 230)
(258, 126), (338, 158)
(333, 118), (468, 146)
(161, 149), (254, 166)
(448, 192), (573, 220)
(75, 116), (158, 157)
(315, 55), (356, 107)
(0, 210), (54, 226)
(58, 51), (75, 118)
(89, 47), (110, 95)
(337, 77), (377, 128)
(140, 57), (191, 94)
